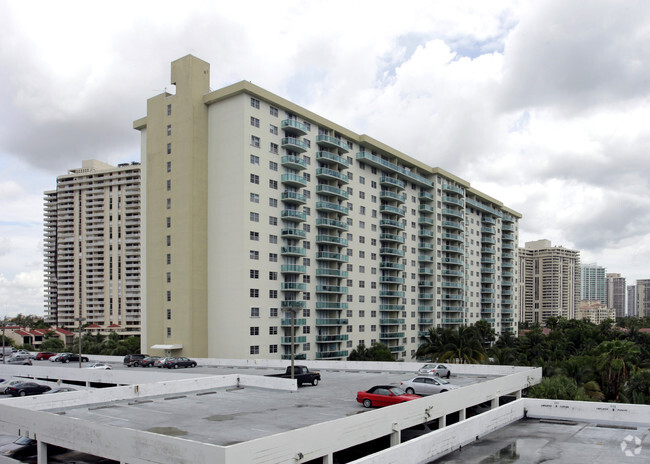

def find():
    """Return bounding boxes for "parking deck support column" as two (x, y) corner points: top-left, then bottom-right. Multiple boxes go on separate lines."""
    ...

(390, 423), (401, 446)
(322, 453), (334, 464)
(36, 440), (48, 464)
(491, 397), (498, 409)
(515, 389), (522, 399)
(458, 408), (466, 421)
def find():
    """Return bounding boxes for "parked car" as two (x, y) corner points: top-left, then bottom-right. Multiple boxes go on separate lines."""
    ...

(356, 385), (420, 408)
(44, 386), (78, 394)
(155, 357), (171, 368)
(6, 357), (32, 365)
(162, 357), (197, 369)
(123, 354), (148, 367)
(400, 376), (460, 395)
(86, 362), (112, 370)
(6, 382), (52, 397)
(35, 351), (57, 360)
(58, 353), (89, 363)
(140, 356), (161, 367)
(0, 436), (66, 460)
(50, 353), (64, 362)
(0, 379), (26, 394)
(417, 363), (451, 378)
(265, 365), (321, 386)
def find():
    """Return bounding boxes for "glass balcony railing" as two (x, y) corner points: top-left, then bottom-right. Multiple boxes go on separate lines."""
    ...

(281, 264), (306, 274)
(281, 191), (307, 204)
(281, 119), (309, 136)
(380, 190), (407, 203)
(379, 176), (406, 190)
(316, 268), (348, 278)
(316, 235), (348, 246)
(316, 184), (349, 199)
(380, 233), (405, 243)
(316, 135), (349, 153)
(281, 173), (307, 188)
(281, 209), (306, 222)
(281, 228), (306, 239)
(281, 137), (309, 153)
(316, 151), (349, 168)
(281, 155), (307, 171)
(316, 201), (349, 215)
(316, 168), (349, 184)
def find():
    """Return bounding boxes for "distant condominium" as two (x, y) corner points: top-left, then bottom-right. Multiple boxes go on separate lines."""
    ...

(606, 273), (626, 318)
(580, 263), (606, 304)
(44, 160), (142, 334)
(637, 280), (650, 318)
(134, 55), (521, 360)
(518, 240), (580, 324)
(628, 285), (637, 317)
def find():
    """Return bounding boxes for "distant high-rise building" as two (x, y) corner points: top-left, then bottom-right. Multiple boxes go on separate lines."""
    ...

(606, 273), (626, 318)
(44, 160), (142, 335)
(576, 300), (616, 325)
(133, 55), (522, 360)
(581, 263), (607, 304)
(637, 280), (650, 318)
(518, 239), (580, 325)
(627, 285), (637, 317)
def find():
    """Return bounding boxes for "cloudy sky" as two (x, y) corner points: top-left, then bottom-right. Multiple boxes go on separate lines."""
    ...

(1, 0), (649, 318)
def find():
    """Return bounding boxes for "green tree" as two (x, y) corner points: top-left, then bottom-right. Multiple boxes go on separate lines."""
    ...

(348, 343), (394, 361)
(437, 326), (487, 364)
(623, 369), (650, 404)
(596, 339), (641, 401)
(414, 327), (447, 361)
(39, 337), (64, 352)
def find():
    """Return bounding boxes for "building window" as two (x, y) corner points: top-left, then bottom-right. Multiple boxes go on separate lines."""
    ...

(166, 179), (171, 191)
(269, 198), (278, 207)
(269, 161), (278, 171)
(166, 235), (171, 246)
(250, 250), (259, 260)
(251, 136), (260, 147)
(250, 289), (259, 298)
(250, 154), (260, 165)
(166, 198), (171, 209)
(269, 216), (277, 225)
(270, 124), (278, 135)
(269, 179), (278, 189)
(250, 212), (259, 222)
(250, 231), (259, 241)
(166, 217), (171, 228)
(166, 290), (171, 302)
(269, 234), (278, 244)
(167, 327), (171, 338)
(167, 309), (171, 320)
(269, 253), (278, 262)
(167, 124), (171, 136)
(166, 272), (171, 283)
(250, 98), (260, 109)
(269, 271), (278, 280)
(269, 326), (278, 335)
(166, 254), (171, 265)
(167, 104), (171, 115)
(250, 307), (260, 317)
(250, 346), (259, 355)
(250, 174), (259, 184)
(167, 143), (172, 154)
(250, 269), (259, 279)
(166, 161), (171, 173)
(251, 116), (260, 127)
(270, 307), (278, 317)
(269, 290), (278, 298)
(270, 142), (279, 154)
(250, 327), (259, 336)
(270, 106), (278, 117)
(269, 344), (278, 353)
(250, 193), (259, 203)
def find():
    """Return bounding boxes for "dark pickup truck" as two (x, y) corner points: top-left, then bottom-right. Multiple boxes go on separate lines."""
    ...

(266, 365), (321, 386)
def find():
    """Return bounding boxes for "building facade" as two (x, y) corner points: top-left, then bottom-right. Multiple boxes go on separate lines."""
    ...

(44, 160), (142, 335)
(134, 55), (521, 360)
(581, 263), (606, 304)
(637, 280), (650, 318)
(606, 273), (626, 318)
(518, 240), (580, 325)
(627, 285), (637, 317)
(575, 300), (616, 325)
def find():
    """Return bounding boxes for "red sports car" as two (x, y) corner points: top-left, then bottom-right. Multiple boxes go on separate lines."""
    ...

(35, 352), (56, 360)
(356, 385), (421, 408)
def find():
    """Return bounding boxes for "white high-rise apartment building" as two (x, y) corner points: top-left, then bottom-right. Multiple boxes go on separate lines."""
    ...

(606, 273), (626, 318)
(637, 279), (650, 318)
(134, 55), (521, 360)
(581, 263), (606, 304)
(518, 240), (580, 324)
(44, 160), (142, 334)
(627, 285), (637, 317)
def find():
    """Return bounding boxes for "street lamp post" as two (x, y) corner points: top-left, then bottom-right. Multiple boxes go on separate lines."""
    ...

(74, 317), (86, 368)
(1, 315), (6, 365)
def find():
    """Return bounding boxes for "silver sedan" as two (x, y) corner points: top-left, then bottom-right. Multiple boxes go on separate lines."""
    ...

(400, 376), (460, 395)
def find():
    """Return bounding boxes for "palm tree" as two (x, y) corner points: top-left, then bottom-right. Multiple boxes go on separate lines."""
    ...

(437, 326), (487, 364)
(596, 339), (641, 401)
(414, 327), (447, 361)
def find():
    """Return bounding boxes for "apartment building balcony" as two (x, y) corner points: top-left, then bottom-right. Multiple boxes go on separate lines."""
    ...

(316, 201), (349, 215)
(380, 318), (405, 325)
(442, 233), (464, 242)
(419, 242), (434, 250)
(379, 332), (405, 339)
(379, 176), (406, 190)
(501, 280), (513, 287)
(481, 236), (496, 244)
(418, 255), (434, 263)
(418, 293), (434, 300)
(380, 190), (406, 203)
(503, 233), (515, 241)
(281, 209), (306, 222)
(281, 352), (307, 361)
(380, 205), (406, 216)
(281, 119), (309, 136)
(281, 155), (307, 171)
(316, 268), (348, 278)
(281, 228), (307, 240)
(316, 135), (349, 153)
(381, 276), (405, 284)
(481, 257), (496, 264)
(502, 317), (515, 323)
(418, 280), (434, 287)
(418, 217), (434, 227)
(281, 173), (307, 188)
(315, 350), (349, 359)
(316, 184), (348, 200)
(418, 318), (434, 324)
(316, 234), (348, 246)
(481, 278), (495, 284)
(419, 229), (434, 238)
(380, 247), (404, 257)
(316, 251), (348, 262)
(418, 305), (434, 312)
(481, 307), (495, 314)
(379, 304), (404, 311)
(281, 300), (306, 309)
(280, 336), (307, 344)
(441, 196), (464, 207)
(442, 294), (463, 301)
(481, 287), (495, 294)
(442, 257), (463, 265)
(281, 246), (307, 257)
(280, 318), (307, 326)
(313, 219), (349, 234)
(442, 282), (462, 289)
(419, 191), (434, 201)
(481, 298), (495, 304)
(502, 299), (513, 305)
(502, 243), (515, 250)
(389, 345), (405, 353)
(482, 227), (497, 236)
(316, 168), (349, 183)
(441, 306), (463, 312)
(380, 233), (404, 243)
(316, 318), (349, 326)
(482, 217), (496, 225)
(502, 214), (515, 223)
(442, 220), (463, 230)
(315, 302), (348, 310)
(503, 224), (515, 232)
(502, 290), (513, 296)
(380, 219), (406, 230)
(316, 151), (349, 168)
(502, 271), (514, 277)
(418, 267), (434, 275)
(442, 184), (464, 195)
(380, 290), (405, 298)
(281, 137), (309, 153)
(481, 267), (495, 274)
(482, 247), (496, 254)
(442, 208), (463, 219)
(316, 334), (349, 343)
(281, 282), (307, 292)
(418, 204), (435, 213)
(502, 261), (514, 268)
(443, 245), (463, 254)
(316, 285), (347, 294)
(441, 318), (464, 324)
(503, 252), (514, 259)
